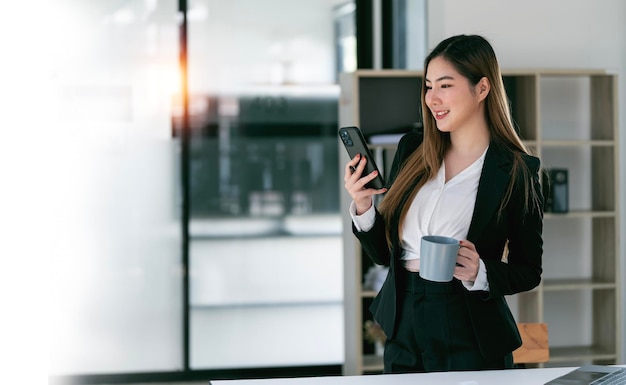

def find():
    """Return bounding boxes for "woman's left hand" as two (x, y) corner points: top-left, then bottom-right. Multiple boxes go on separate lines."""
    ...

(454, 239), (480, 282)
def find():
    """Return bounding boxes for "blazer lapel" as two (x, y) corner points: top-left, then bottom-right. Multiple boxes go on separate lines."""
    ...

(467, 144), (512, 242)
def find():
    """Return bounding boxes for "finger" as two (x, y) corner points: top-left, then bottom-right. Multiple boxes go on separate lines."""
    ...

(459, 239), (476, 251)
(344, 155), (361, 178)
(355, 169), (379, 188)
(353, 186), (387, 198)
(350, 153), (361, 167)
(456, 250), (477, 271)
(457, 250), (477, 267)
(353, 154), (368, 176)
(347, 158), (373, 190)
(456, 246), (469, 258)
(350, 188), (387, 205)
(454, 254), (467, 271)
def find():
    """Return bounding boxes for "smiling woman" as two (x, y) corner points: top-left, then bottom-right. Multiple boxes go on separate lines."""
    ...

(344, 34), (544, 374)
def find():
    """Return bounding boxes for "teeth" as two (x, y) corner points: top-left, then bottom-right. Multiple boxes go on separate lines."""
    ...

(436, 111), (448, 116)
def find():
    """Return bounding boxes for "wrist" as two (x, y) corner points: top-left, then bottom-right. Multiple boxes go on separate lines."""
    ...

(355, 201), (372, 215)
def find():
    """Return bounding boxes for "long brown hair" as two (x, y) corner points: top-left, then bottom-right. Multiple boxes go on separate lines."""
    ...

(378, 34), (539, 239)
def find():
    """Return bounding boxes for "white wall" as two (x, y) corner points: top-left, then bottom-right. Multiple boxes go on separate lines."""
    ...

(426, 0), (626, 363)
(188, 0), (345, 93)
(1, 1), (53, 382)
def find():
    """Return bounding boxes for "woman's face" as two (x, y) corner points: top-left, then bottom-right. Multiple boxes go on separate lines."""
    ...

(424, 56), (485, 134)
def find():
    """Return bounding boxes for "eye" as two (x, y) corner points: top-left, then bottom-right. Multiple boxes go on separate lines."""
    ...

(441, 84), (452, 88)
(424, 85), (432, 90)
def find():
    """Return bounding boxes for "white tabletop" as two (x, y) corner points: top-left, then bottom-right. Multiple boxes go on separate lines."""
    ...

(210, 367), (576, 385)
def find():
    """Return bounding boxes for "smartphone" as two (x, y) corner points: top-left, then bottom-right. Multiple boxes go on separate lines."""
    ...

(338, 126), (385, 189)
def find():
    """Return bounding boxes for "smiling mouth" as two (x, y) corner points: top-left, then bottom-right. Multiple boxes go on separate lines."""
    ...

(434, 110), (449, 119)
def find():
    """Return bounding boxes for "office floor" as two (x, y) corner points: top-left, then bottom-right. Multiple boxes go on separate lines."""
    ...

(86, 380), (216, 385)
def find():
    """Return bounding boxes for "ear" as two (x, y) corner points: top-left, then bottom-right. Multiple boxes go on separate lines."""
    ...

(477, 77), (490, 102)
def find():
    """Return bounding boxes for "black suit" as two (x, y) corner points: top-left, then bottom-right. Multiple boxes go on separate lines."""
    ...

(354, 131), (543, 366)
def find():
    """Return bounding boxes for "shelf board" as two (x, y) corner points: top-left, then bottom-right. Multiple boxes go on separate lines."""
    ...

(350, 69), (613, 79)
(549, 346), (616, 363)
(542, 278), (616, 291)
(365, 280), (617, 293)
(540, 140), (615, 147)
(544, 211), (615, 219)
(534, 69), (612, 76)
(369, 143), (401, 150)
(189, 214), (342, 239)
(353, 69), (423, 77)
(190, 300), (342, 309)
(522, 140), (538, 148)
(362, 344), (618, 368)
(362, 355), (384, 372)
(362, 290), (378, 298)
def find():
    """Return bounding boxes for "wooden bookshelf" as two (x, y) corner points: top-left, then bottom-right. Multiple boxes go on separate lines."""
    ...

(339, 69), (621, 375)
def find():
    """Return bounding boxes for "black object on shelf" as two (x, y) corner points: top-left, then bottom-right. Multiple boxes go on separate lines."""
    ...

(543, 168), (569, 213)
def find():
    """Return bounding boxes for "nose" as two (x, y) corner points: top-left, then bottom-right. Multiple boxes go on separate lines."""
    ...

(426, 87), (440, 106)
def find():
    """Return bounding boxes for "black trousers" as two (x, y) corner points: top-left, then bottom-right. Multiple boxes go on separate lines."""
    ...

(383, 269), (513, 373)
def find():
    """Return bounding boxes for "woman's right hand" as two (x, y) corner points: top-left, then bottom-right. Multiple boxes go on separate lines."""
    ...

(343, 154), (387, 215)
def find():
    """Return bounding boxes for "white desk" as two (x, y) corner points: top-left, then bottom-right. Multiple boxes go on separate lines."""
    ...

(211, 367), (575, 385)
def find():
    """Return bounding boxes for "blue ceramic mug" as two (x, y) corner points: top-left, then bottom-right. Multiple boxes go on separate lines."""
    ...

(419, 235), (459, 282)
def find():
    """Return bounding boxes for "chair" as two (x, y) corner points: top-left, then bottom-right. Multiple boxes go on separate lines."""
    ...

(513, 323), (549, 365)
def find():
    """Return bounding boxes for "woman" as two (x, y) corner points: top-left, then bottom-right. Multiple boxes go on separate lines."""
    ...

(343, 34), (544, 373)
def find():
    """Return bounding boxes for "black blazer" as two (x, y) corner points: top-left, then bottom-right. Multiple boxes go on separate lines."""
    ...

(353, 131), (544, 360)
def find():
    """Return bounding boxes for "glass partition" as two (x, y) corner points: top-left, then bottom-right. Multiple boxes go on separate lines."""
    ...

(184, 0), (349, 369)
(48, 0), (352, 377)
(49, 0), (183, 375)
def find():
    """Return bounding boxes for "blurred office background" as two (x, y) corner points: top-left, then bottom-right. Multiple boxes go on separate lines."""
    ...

(46, 0), (349, 379)
(39, 0), (425, 383)
(0, 0), (623, 384)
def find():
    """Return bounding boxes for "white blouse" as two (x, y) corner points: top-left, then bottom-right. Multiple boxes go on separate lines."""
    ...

(351, 147), (490, 291)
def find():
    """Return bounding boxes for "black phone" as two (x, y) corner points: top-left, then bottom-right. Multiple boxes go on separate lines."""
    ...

(338, 126), (385, 189)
